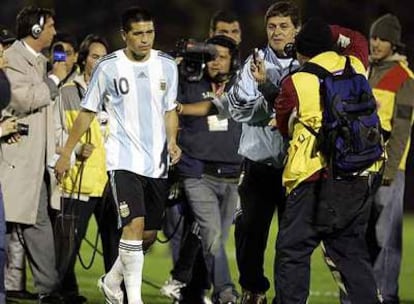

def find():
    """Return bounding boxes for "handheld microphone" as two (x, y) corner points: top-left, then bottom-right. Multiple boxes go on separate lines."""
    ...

(52, 44), (67, 63)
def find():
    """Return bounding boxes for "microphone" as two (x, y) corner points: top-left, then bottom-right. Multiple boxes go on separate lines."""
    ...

(52, 44), (67, 63)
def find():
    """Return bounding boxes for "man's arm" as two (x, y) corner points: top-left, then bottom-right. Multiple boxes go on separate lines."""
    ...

(54, 109), (95, 179)
(226, 55), (273, 124)
(275, 76), (299, 137)
(383, 79), (414, 181)
(330, 25), (369, 68)
(5, 52), (67, 114)
(177, 100), (217, 116)
(164, 109), (181, 165)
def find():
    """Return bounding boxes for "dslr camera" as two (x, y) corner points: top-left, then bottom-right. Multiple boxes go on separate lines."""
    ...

(172, 38), (217, 82)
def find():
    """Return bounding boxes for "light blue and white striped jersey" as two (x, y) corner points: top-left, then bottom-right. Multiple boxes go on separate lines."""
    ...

(81, 49), (178, 178)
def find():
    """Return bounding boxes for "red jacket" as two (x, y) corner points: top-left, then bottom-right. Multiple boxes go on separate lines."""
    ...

(276, 25), (369, 137)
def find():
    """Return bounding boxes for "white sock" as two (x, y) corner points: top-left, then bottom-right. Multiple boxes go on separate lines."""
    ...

(119, 239), (144, 304)
(104, 255), (123, 292)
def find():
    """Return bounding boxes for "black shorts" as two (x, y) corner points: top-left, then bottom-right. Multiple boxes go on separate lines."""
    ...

(108, 170), (169, 230)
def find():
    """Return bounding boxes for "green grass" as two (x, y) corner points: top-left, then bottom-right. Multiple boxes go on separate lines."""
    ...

(24, 213), (414, 303)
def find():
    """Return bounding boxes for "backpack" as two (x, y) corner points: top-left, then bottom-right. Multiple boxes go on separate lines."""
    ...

(300, 56), (383, 177)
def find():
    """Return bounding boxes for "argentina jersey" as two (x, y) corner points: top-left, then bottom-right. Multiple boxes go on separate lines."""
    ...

(80, 49), (178, 178)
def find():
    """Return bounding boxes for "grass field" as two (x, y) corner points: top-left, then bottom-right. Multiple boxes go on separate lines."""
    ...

(23, 213), (414, 303)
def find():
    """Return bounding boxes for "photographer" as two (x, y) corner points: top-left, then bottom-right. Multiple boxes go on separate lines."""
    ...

(161, 35), (241, 304)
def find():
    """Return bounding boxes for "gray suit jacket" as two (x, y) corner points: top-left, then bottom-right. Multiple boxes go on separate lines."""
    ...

(0, 40), (60, 224)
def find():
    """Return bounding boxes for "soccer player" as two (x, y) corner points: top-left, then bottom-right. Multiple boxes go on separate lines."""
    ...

(54, 6), (181, 304)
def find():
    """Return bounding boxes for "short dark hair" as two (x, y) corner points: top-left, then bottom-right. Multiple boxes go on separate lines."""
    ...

(205, 35), (240, 72)
(121, 7), (153, 32)
(209, 10), (240, 31)
(52, 32), (79, 52)
(16, 6), (54, 39)
(77, 34), (109, 71)
(265, 1), (301, 28)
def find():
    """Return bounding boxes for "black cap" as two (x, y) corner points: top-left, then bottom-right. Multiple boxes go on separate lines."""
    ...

(0, 26), (16, 45)
(295, 18), (333, 58)
(206, 35), (238, 52)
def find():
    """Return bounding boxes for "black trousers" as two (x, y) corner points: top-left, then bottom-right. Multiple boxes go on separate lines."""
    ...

(275, 179), (380, 304)
(54, 188), (121, 296)
(234, 158), (285, 293)
(54, 197), (98, 296)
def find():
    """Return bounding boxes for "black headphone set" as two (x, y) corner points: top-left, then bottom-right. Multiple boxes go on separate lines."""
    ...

(205, 35), (240, 72)
(31, 10), (45, 39)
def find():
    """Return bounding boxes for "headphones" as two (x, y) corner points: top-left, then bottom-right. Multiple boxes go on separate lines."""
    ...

(205, 35), (240, 72)
(31, 13), (45, 39)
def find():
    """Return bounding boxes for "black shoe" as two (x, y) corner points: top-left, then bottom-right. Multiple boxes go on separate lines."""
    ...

(240, 290), (267, 304)
(39, 293), (65, 304)
(63, 294), (87, 304)
(6, 289), (38, 300)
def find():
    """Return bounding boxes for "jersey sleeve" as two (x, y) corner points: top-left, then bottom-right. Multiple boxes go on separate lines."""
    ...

(226, 55), (273, 124)
(165, 61), (179, 111)
(80, 64), (107, 113)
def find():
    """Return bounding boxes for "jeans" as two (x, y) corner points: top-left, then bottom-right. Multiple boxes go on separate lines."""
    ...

(370, 170), (404, 303)
(163, 203), (184, 263)
(183, 175), (238, 295)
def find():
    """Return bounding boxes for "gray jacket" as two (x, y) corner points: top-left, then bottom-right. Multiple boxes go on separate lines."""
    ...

(0, 40), (60, 224)
(225, 45), (298, 167)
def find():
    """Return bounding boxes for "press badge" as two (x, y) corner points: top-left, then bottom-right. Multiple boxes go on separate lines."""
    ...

(207, 115), (228, 131)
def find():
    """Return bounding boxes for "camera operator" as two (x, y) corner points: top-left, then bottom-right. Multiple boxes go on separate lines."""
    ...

(0, 6), (68, 303)
(161, 35), (241, 304)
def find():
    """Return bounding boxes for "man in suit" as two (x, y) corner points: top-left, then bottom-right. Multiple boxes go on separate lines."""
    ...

(0, 6), (67, 303)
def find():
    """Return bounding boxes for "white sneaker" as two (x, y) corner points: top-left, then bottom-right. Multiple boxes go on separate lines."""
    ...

(160, 277), (186, 301)
(97, 275), (124, 304)
(204, 295), (213, 304)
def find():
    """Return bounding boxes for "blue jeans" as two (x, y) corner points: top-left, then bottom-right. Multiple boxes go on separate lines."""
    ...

(340, 171), (404, 304)
(371, 170), (404, 303)
(0, 185), (6, 303)
(183, 175), (238, 295)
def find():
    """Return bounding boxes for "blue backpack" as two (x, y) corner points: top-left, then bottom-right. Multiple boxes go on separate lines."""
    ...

(300, 56), (383, 176)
